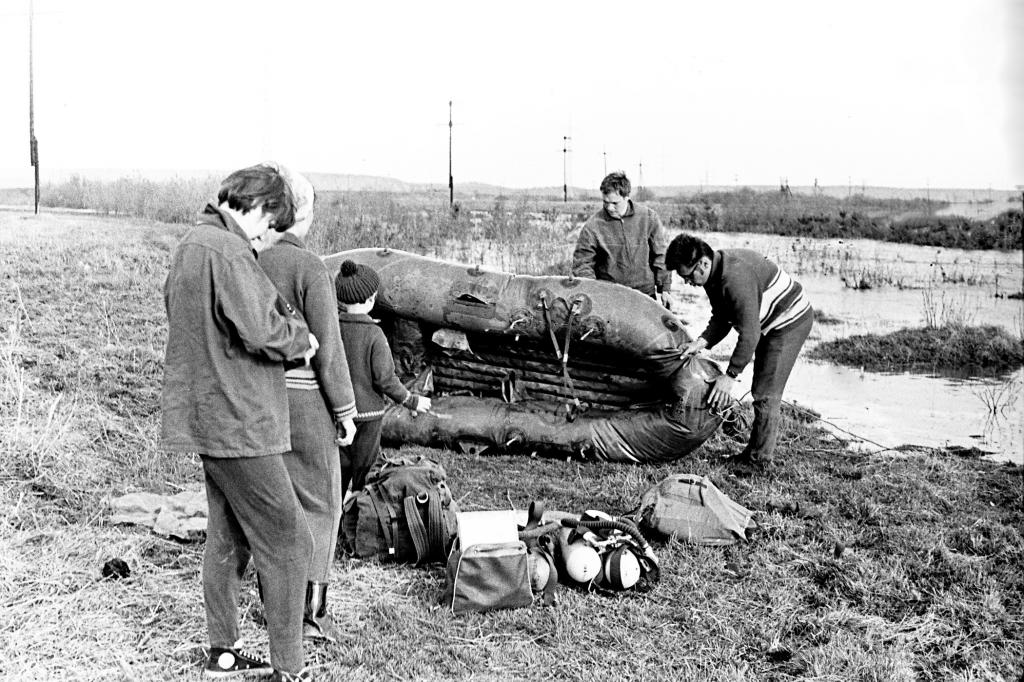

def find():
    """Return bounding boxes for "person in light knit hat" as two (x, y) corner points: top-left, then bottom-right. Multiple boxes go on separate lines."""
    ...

(256, 162), (357, 645)
(334, 260), (431, 496)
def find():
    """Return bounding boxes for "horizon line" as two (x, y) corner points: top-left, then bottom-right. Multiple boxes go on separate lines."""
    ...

(0, 167), (1019, 194)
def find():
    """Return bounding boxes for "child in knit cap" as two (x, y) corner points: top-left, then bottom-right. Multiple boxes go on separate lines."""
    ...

(334, 260), (431, 495)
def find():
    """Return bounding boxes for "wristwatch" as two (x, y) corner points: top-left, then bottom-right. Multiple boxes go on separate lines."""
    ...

(726, 369), (739, 379)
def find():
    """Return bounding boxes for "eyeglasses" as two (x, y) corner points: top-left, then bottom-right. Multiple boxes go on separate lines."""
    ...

(677, 262), (702, 284)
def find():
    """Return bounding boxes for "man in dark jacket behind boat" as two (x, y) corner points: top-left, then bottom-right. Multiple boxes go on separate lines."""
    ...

(160, 164), (318, 680)
(572, 171), (675, 309)
(666, 233), (813, 473)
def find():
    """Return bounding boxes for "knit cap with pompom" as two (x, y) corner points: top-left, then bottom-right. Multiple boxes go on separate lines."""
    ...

(335, 260), (380, 304)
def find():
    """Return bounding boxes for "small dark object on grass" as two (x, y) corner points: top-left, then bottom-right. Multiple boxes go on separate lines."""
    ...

(766, 500), (800, 515)
(835, 465), (863, 480)
(766, 646), (793, 663)
(723, 558), (749, 580)
(765, 499), (824, 520)
(101, 558), (130, 580)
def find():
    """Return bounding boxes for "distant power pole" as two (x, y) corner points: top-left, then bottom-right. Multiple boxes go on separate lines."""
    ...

(562, 135), (571, 202)
(448, 100), (453, 207)
(1017, 185), (1023, 292)
(29, 0), (39, 214)
(603, 147), (607, 176)
(638, 161), (643, 193)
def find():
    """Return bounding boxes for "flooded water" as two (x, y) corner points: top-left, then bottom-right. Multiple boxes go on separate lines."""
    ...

(670, 231), (1024, 464)
(936, 198), (1020, 221)
(728, 361), (1022, 464)
(798, 358), (1022, 465)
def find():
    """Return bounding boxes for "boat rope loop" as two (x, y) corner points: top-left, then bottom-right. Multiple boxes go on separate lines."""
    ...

(538, 292), (584, 420)
(538, 294), (562, 361)
(560, 299), (584, 418)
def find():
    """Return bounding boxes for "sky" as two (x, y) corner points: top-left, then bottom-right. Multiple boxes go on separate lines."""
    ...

(0, 0), (1021, 191)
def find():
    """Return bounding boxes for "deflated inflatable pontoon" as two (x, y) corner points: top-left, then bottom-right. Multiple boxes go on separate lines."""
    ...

(322, 248), (723, 464)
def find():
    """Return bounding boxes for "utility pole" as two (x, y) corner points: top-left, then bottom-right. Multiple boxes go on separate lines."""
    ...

(1017, 185), (1023, 295)
(448, 100), (453, 207)
(603, 147), (607, 176)
(29, 0), (39, 214)
(562, 135), (571, 202)
(638, 161), (643, 194)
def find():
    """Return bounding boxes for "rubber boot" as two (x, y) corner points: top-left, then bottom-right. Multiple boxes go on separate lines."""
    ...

(303, 582), (341, 643)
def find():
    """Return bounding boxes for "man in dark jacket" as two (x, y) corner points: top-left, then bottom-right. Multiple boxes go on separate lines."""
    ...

(572, 171), (674, 308)
(666, 233), (813, 473)
(160, 164), (317, 680)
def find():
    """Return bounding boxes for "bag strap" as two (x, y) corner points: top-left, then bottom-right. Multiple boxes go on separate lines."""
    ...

(366, 486), (396, 557)
(538, 547), (558, 606)
(426, 488), (447, 558)
(404, 495), (431, 564)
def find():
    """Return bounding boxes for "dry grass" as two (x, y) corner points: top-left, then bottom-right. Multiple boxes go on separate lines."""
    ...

(2, 210), (1023, 681)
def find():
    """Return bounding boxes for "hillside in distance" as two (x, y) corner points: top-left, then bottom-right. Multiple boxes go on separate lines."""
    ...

(2, 167), (1019, 207)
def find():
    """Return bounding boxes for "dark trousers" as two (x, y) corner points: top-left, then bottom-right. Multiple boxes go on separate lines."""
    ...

(201, 454), (311, 674)
(340, 418), (382, 495)
(748, 308), (814, 461)
(282, 388), (342, 582)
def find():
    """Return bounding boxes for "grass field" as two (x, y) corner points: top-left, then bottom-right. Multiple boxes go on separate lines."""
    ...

(2, 210), (1022, 681)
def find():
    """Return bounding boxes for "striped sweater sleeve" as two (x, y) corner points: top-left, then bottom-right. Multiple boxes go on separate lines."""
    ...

(720, 269), (762, 377)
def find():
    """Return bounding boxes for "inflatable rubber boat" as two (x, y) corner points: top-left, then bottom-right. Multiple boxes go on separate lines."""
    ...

(322, 248), (723, 464)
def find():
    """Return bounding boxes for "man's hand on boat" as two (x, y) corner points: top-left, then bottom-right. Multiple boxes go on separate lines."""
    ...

(706, 374), (736, 411)
(412, 396), (432, 416)
(682, 337), (707, 358)
(659, 291), (676, 311)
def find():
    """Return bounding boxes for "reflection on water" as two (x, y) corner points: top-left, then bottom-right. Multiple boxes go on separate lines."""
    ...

(727, 361), (1023, 464)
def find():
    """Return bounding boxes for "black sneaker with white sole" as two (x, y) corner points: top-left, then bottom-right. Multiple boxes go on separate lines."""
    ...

(204, 646), (274, 678)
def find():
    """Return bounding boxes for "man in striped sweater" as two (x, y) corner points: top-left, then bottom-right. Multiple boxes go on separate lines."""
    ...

(666, 234), (813, 471)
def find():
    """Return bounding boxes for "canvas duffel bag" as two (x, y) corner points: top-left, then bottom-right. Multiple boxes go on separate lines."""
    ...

(442, 541), (534, 614)
(341, 456), (458, 564)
